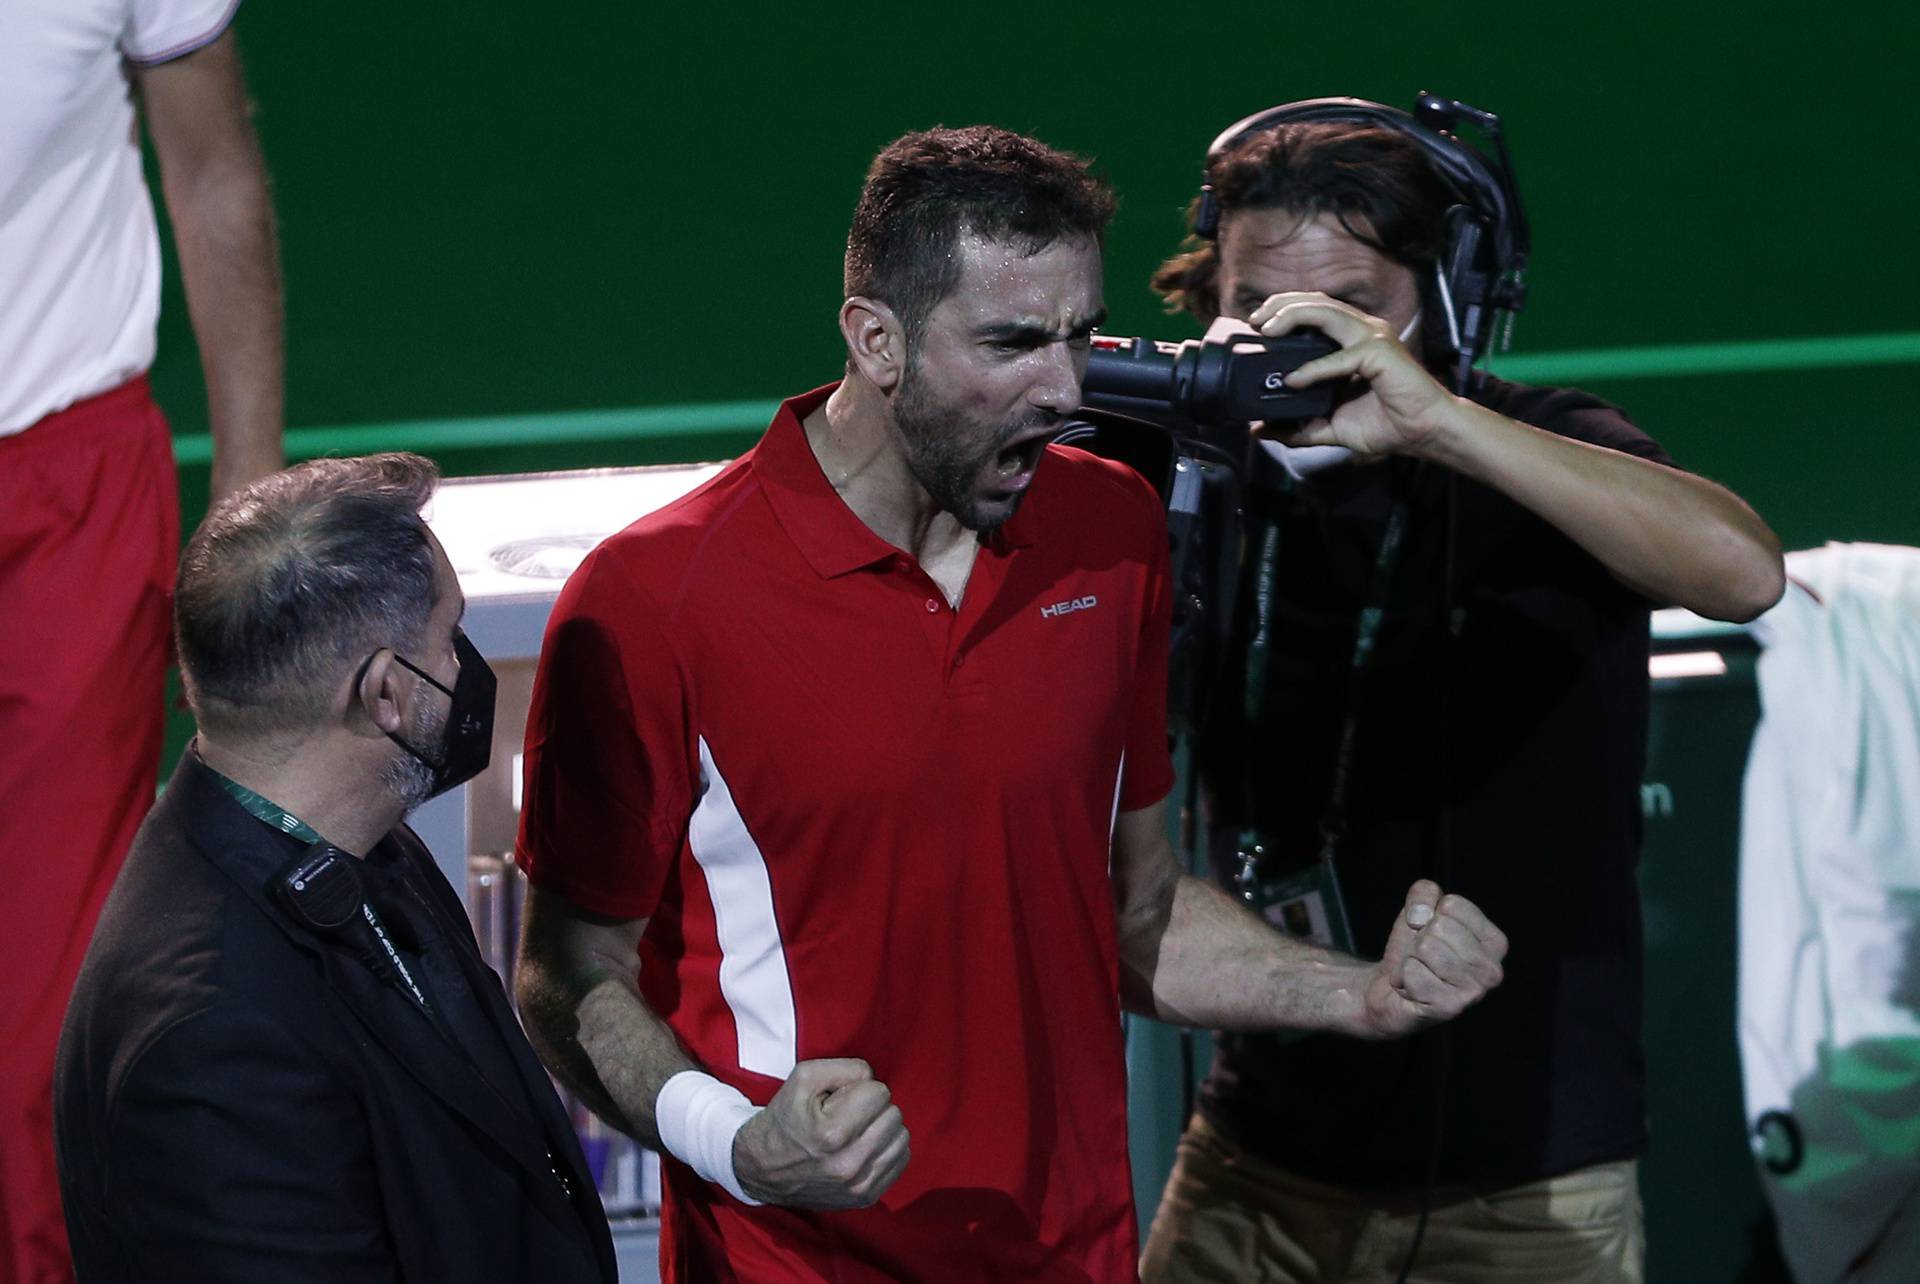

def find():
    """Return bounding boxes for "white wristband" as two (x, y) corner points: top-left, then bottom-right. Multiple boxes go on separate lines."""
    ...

(655, 1070), (764, 1205)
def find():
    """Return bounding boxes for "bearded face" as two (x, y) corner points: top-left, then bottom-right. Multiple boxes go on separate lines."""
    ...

(891, 353), (1060, 534)
(882, 233), (1106, 533)
(380, 674), (445, 811)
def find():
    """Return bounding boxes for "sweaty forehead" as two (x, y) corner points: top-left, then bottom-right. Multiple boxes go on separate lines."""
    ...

(933, 231), (1104, 330)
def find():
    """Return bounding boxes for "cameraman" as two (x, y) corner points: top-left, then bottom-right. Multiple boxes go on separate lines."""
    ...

(1139, 111), (1784, 1281)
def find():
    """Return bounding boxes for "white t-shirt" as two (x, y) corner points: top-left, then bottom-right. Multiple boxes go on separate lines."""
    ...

(0, 0), (238, 436)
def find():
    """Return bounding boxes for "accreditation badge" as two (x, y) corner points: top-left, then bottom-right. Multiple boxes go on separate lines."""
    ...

(1233, 829), (1357, 955)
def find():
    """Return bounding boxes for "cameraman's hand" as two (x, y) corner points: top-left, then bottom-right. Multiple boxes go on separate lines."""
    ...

(1251, 292), (1460, 458)
(732, 1058), (910, 1210)
(1361, 880), (1508, 1039)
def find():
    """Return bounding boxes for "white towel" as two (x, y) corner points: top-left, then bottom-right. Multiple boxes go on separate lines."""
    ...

(1740, 542), (1920, 1283)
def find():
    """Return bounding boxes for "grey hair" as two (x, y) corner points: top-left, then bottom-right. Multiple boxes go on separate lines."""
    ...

(175, 453), (441, 737)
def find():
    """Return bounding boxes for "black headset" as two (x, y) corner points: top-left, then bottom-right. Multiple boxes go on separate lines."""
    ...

(1192, 92), (1531, 392)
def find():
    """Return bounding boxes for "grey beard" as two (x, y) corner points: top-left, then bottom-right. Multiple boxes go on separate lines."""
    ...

(381, 686), (443, 812)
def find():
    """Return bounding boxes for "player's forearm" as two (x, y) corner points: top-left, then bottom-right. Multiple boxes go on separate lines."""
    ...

(164, 151), (284, 500)
(1416, 399), (1785, 621)
(1120, 873), (1374, 1036)
(514, 944), (693, 1151)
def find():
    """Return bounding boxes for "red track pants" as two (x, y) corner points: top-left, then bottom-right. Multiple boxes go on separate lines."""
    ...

(0, 377), (177, 1284)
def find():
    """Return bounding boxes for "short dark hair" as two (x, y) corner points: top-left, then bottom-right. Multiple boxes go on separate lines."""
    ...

(176, 453), (441, 737)
(844, 125), (1116, 341)
(1153, 122), (1454, 326)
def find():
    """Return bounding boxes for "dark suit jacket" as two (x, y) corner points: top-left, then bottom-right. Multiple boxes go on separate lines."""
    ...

(55, 753), (619, 1283)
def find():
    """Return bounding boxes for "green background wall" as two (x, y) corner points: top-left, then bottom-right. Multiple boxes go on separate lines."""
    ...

(156, 2), (1918, 551)
(142, 3), (1914, 1278)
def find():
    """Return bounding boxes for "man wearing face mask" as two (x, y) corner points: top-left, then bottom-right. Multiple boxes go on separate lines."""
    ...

(1138, 112), (1786, 1281)
(52, 454), (616, 1284)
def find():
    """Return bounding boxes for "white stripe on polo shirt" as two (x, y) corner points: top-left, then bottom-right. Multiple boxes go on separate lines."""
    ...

(687, 735), (798, 1079)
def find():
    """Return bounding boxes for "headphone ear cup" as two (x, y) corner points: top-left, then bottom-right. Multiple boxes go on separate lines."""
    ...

(1441, 204), (1494, 349)
(1193, 184), (1221, 240)
(1442, 205), (1492, 303)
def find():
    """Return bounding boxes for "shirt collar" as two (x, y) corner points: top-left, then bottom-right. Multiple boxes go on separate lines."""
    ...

(755, 382), (1040, 579)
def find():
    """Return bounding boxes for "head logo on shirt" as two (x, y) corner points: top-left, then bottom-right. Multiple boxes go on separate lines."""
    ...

(1040, 595), (1099, 619)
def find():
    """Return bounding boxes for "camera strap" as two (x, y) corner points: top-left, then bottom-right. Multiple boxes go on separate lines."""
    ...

(207, 765), (435, 1017)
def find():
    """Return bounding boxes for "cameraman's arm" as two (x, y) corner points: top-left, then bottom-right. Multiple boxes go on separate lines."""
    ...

(1259, 293), (1785, 623)
(1110, 798), (1505, 1039)
(1416, 402), (1783, 621)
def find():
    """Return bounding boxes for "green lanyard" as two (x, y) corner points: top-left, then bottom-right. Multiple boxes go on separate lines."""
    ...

(208, 769), (324, 843)
(207, 765), (434, 1017)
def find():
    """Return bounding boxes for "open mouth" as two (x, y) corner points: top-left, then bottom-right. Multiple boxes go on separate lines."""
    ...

(990, 432), (1053, 494)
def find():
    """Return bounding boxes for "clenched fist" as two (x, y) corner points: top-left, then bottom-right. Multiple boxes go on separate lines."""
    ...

(733, 1058), (910, 1210)
(1362, 880), (1509, 1038)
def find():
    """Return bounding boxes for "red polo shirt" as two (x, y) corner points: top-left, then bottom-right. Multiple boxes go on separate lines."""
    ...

(518, 384), (1175, 1283)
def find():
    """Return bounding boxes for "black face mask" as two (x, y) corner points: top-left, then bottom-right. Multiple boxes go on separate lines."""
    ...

(387, 629), (497, 799)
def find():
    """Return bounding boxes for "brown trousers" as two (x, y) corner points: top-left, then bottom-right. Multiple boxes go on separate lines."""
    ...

(1141, 1115), (1644, 1284)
